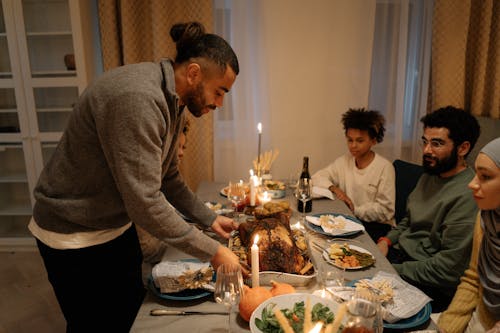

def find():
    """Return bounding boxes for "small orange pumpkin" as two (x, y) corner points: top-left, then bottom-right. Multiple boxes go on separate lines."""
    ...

(238, 285), (273, 322)
(270, 280), (296, 296)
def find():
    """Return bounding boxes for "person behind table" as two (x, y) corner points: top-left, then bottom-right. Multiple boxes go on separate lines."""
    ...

(29, 22), (243, 332)
(137, 120), (190, 264)
(438, 137), (500, 333)
(312, 108), (395, 241)
(377, 106), (480, 312)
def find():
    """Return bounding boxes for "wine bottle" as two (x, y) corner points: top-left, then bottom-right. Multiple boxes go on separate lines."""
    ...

(297, 156), (312, 213)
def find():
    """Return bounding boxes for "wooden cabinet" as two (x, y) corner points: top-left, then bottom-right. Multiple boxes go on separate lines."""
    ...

(0, 0), (97, 247)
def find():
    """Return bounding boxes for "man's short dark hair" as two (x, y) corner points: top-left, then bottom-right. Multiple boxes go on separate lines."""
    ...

(420, 106), (480, 158)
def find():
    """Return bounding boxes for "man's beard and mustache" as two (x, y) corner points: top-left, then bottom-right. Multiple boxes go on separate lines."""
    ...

(184, 82), (215, 117)
(422, 146), (459, 175)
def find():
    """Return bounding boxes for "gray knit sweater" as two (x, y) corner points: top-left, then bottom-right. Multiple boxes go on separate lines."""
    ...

(33, 60), (220, 261)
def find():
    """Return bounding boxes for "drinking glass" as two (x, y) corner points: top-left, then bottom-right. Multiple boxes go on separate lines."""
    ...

(314, 262), (345, 300)
(342, 293), (383, 333)
(295, 178), (312, 222)
(214, 264), (244, 333)
(227, 181), (246, 213)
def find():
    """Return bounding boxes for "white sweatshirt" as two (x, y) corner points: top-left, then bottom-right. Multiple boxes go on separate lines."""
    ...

(312, 153), (396, 226)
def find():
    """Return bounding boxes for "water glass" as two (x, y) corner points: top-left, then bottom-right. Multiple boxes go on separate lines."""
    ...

(214, 264), (244, 332)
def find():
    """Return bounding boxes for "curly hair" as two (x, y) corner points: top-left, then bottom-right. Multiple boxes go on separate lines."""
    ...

(420, 106), (480, 158)
(170, 22), (239, 75)
(341, 108), (386, 143)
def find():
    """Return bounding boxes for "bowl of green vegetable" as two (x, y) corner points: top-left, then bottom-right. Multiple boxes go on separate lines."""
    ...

(250, 293), (340, 333)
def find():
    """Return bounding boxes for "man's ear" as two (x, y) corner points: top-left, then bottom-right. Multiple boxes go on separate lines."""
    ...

(186, 62), (202, 85)
(458, 141), (471, 157)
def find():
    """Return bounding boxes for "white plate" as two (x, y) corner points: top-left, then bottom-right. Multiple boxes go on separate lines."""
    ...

(249, 293), (340, 333)
(322, 244), (375, 270)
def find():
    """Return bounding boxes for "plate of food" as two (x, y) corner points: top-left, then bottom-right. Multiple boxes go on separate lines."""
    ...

(346, 278), (432, 329)
(305, 213), (364, 237)
(250, 293), (339, 333)
(149, 258), (215, 301)
(230, 215), (316, 287)
(220, 184), (250, 197)
(322, 243), (376, 270)
(148, 275), (213, 301)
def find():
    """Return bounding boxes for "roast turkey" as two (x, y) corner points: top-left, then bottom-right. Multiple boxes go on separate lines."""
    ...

(238, 214), (305, 274)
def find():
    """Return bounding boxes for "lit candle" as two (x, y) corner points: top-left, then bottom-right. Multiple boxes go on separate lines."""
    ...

(258, 191), (271, 205)
(257, 123), (262, 176)
(249, 170), (257, 206)
(251, 234), (260, 287)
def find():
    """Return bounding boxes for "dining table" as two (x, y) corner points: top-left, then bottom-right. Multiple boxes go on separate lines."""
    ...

(130, 180), (438, 332)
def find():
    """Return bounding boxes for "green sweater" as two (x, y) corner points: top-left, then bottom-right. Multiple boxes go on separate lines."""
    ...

(386, 168), (477, 295)
(33, 60), (219, 261)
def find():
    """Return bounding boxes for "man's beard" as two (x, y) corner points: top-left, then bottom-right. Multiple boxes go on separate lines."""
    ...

(184, 82), (208, 118)
(422, 146), (459, 175)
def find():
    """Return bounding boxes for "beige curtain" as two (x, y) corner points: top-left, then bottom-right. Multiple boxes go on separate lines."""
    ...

(429, 0), (499, 118)
(97, 0), (215, 191)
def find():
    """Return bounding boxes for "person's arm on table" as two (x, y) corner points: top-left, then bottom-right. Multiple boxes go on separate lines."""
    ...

(377, 214), (408, 256)
(392, 202), (475, 288)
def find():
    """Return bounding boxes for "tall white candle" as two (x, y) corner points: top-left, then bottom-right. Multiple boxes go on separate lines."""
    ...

(251, 234), (260, 287)
(257, 123), (262, 175)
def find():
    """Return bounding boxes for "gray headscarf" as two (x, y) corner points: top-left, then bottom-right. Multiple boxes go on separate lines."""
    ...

(477, 137), (500, 319)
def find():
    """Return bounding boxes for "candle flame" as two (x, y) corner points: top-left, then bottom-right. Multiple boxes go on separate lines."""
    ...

(253, 234), (260, 245)
(250, 169), (254, 176)
(308, 322), (323, 333)
(257, 123), (262, 133)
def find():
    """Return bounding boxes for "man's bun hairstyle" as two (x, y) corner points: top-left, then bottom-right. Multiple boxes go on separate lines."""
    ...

(170, 22), (239, 75)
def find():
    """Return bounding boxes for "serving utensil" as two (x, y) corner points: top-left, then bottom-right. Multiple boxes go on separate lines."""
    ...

(150, 309), (228, 316)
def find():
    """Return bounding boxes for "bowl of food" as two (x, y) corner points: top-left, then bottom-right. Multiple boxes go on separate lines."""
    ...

(262, 180), (286, 199)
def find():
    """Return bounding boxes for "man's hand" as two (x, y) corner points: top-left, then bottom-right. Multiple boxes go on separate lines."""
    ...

(377, 241), (389, 256)
(210, 245), (250, 277)
(211, 215), (238, 239)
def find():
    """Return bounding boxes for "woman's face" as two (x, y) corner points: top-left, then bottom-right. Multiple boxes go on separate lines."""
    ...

(468, 153), (500, 210)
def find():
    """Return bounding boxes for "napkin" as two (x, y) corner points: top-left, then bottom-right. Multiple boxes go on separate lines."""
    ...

(312, 186), (335, 200)
(306, 214), (365, 235)
(152, 260), (214, 294)
(328, 271), (432, 323)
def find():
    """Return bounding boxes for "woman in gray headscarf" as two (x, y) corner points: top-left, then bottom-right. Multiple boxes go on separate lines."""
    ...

(439, 137), (500, 333)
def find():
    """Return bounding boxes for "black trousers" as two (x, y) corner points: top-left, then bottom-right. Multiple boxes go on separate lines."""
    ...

(387, 246), (454, 313)
(37, 225), (146, 333)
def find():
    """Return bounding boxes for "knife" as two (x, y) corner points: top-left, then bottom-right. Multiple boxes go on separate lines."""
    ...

(150, 309), (228, 316)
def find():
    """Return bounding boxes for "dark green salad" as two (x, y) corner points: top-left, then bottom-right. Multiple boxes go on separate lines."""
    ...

(255, 301), (335, 333)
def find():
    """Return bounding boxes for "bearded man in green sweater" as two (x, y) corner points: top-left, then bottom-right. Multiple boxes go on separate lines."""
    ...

(377, 106), (480, 312)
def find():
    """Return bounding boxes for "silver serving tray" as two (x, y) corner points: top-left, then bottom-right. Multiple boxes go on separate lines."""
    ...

(228, 230), (316, 287)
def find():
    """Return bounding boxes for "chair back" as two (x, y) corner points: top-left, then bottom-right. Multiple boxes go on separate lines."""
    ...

(393, 159), (424, 223)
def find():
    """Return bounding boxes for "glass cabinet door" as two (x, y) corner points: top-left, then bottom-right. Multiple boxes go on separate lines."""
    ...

(34, 86), (78, 133)
(22, 0), (75, 77)
(0, 2), (32, 238)
(0, 1), (12, 79)
(0, 145), (32, 237)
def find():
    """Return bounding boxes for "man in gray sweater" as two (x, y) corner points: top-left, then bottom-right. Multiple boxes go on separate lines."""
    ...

(29, 22), (241, 332)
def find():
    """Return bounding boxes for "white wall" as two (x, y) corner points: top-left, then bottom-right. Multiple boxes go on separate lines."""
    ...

(254, 0), (376, 179)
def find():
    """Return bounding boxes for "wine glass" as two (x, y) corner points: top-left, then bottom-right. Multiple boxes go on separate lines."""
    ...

(314, 263), (345, 299)
(214, 264), (244, 333)
(227, 181), (246, 213)
(295, 178), (312, 223)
